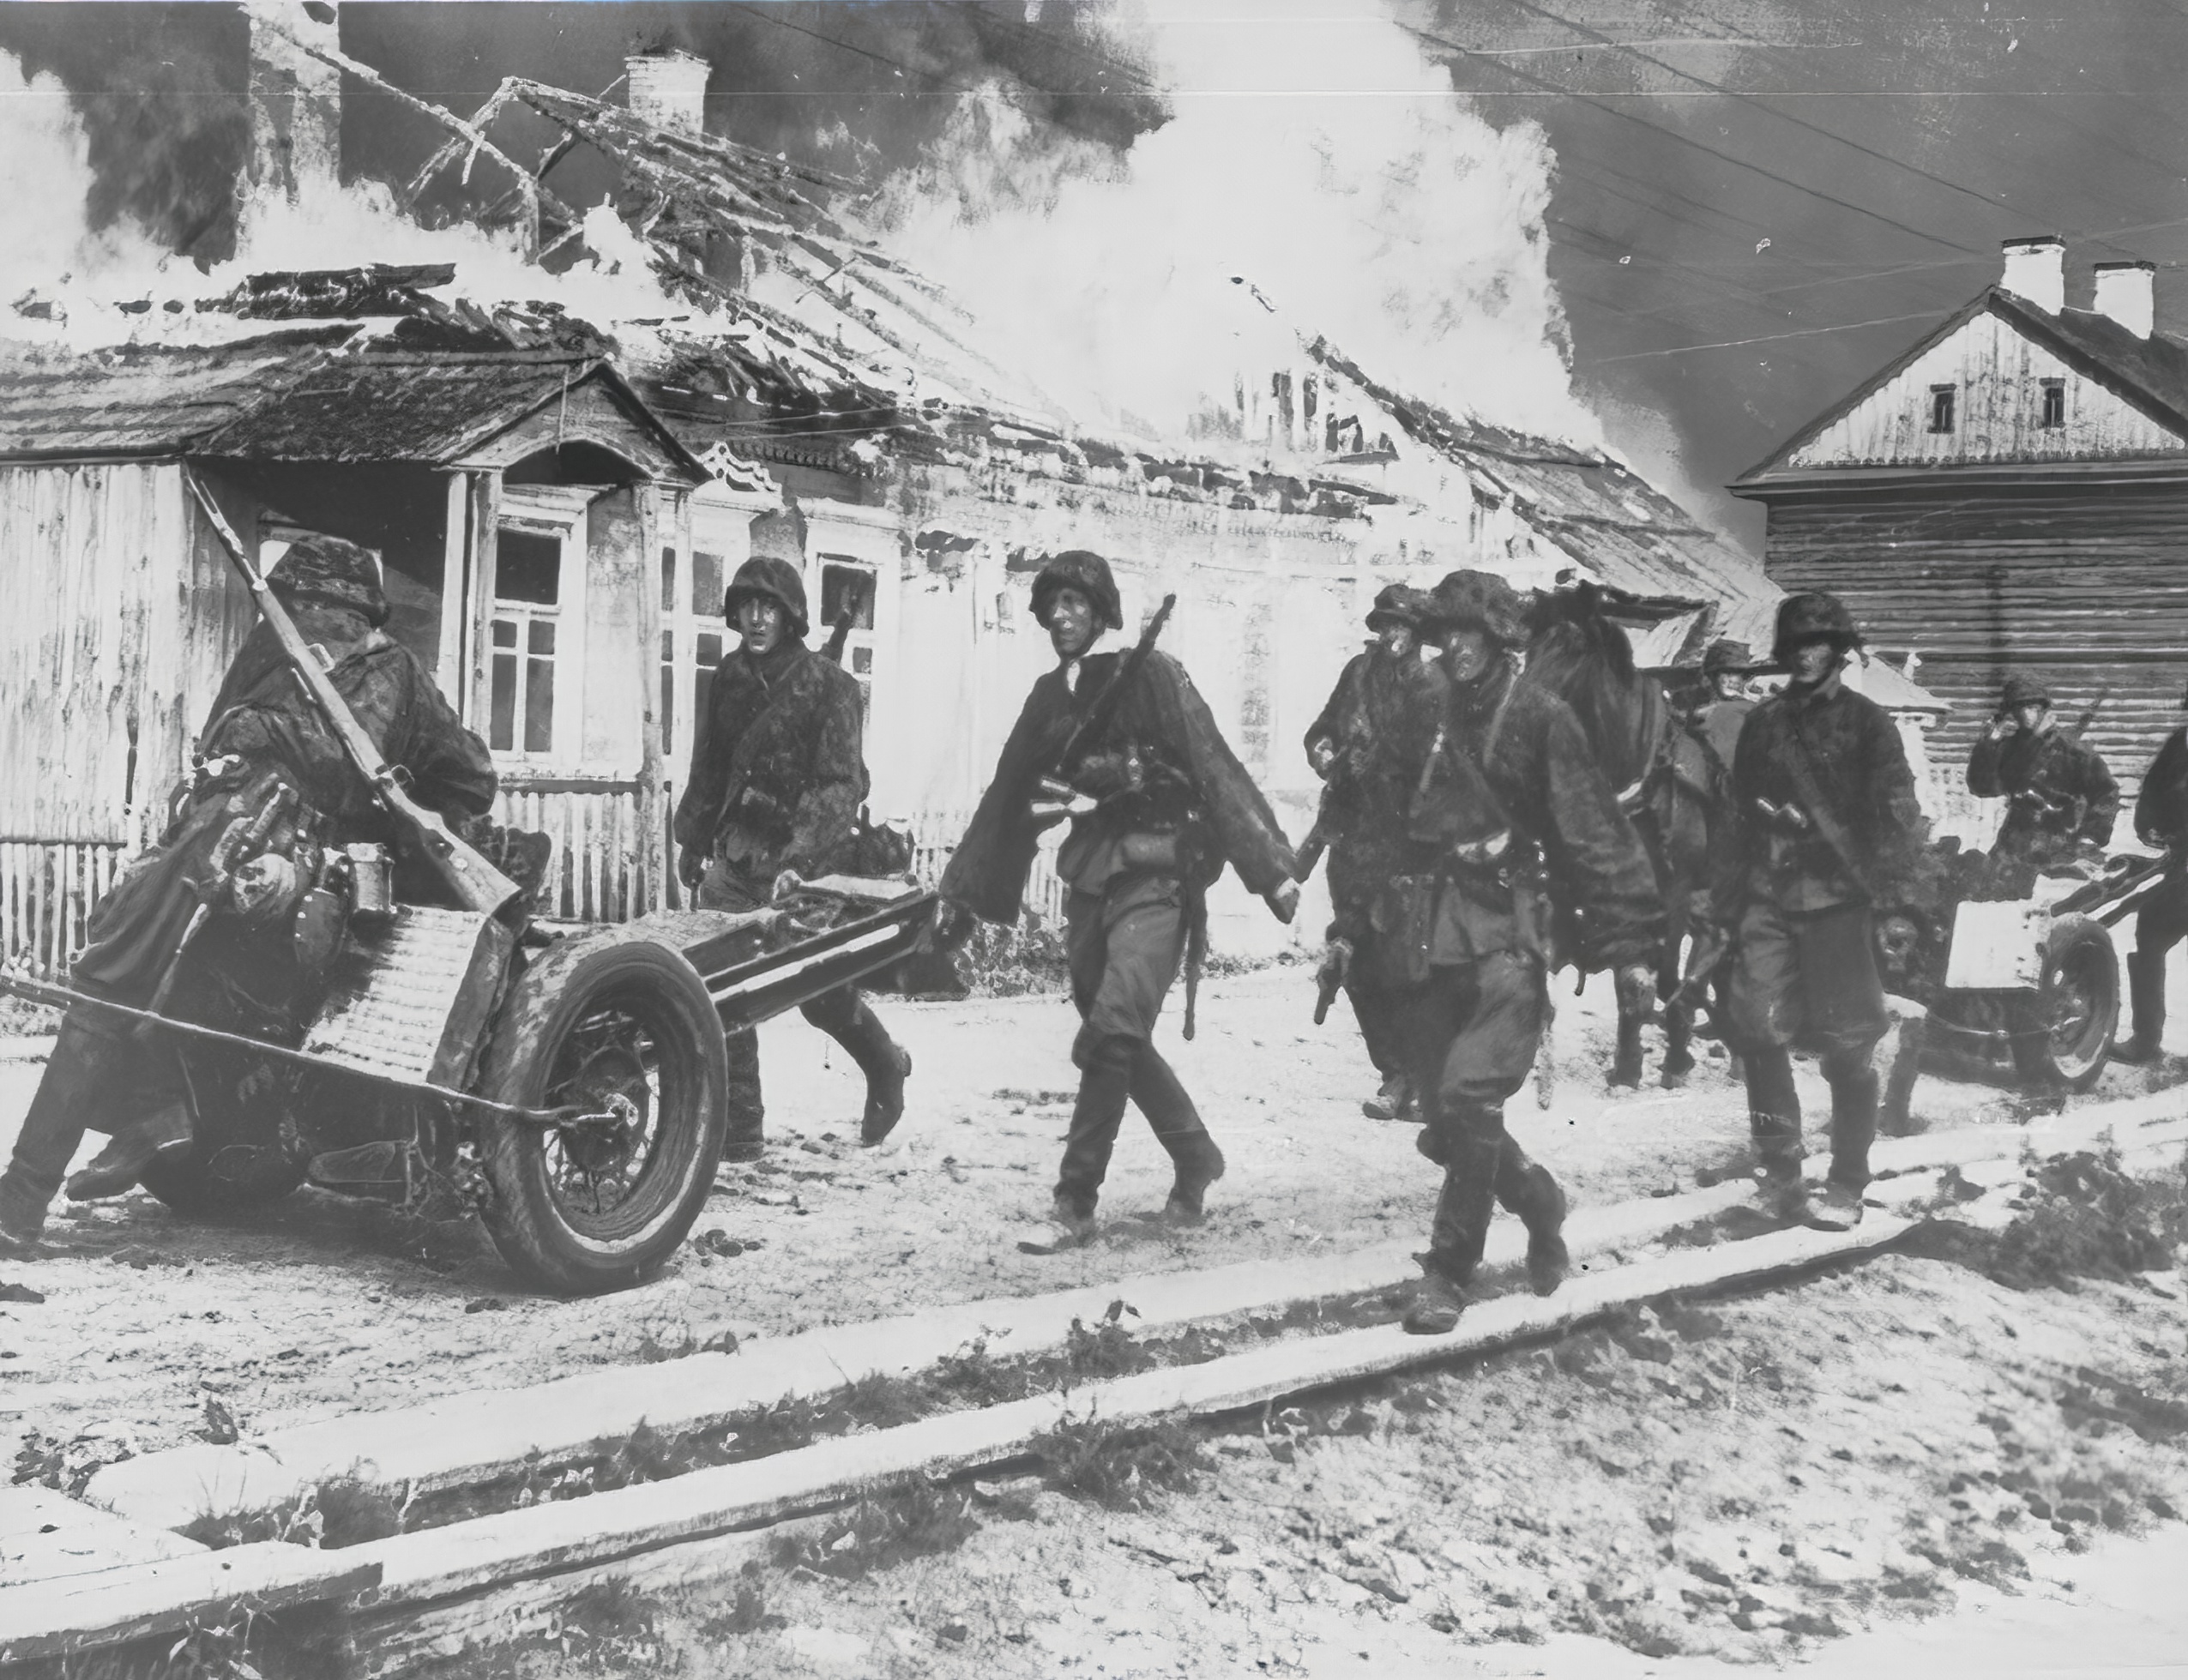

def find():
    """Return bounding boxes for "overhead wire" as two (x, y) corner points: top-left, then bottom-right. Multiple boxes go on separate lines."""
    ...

(1402, 19), (1987, 257)
(1476, 0), (2018, 222)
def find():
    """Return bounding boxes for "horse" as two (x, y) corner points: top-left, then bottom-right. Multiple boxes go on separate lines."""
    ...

(1522, 583), (1715, 1088)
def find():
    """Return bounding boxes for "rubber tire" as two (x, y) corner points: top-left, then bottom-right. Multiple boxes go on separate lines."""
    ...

(474, 926), (728, 1296)
(2033, 912), (2119, 1092)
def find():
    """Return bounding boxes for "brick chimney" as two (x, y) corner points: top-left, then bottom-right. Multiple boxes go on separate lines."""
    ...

(1999, 236), (2065, 314)
(626, 50), (710, 138)
(243, 0), (341, 209)
(2093, 260), (2156, 338)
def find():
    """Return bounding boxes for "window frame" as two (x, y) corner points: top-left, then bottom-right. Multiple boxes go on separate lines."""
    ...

(2039, 377), (2067, 431)
(1926, 383), (1957, 436)
(485, 484), (592, 768)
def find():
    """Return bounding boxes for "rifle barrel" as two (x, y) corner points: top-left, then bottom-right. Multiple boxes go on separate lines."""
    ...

(184, 471), (523, 918)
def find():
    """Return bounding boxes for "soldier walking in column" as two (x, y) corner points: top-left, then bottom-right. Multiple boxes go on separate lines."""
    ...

(673, 504), (912, 1159)
(2113, 685), (2188, 1063)
(940, 551), (1299, 1242)
(1301, 584), (1447, 1123)
(1712, 593), (1925, 1229)
(1966, 673), (2118, 892)
(1396, 571), (1663, 1335)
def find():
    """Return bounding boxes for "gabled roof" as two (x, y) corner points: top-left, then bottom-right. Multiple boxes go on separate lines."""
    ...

(1734, 286), (2188, 490)
(196, 347), (709, 479)
(0, 330), (709, 482)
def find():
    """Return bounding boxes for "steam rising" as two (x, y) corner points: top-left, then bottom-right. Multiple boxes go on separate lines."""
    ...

(870, 0), (1599, 448)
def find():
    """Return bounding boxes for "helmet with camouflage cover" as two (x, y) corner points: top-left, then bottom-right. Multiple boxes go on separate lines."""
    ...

(267, 533), (389, 629)
(1030, 550), (1124, 634)
(1423, 569), (1532, 648)
(1769, 591), (1863, 665)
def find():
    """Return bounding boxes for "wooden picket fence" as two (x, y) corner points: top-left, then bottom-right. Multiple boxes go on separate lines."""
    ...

(0, 840), (130, 979)
(0, 802), (1068, 977)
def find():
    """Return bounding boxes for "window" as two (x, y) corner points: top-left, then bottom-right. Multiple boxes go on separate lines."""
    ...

(2040, 378), (2066, 430)
(487, 529), (562, 756)
(1927, 385), (1956, 435)
(484, 486), (590, 765)
(820, 558), (877, 721)
(660, 542), (730, 774)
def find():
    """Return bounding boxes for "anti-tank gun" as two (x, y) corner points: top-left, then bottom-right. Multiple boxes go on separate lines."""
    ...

(0, 474), (934, 1296)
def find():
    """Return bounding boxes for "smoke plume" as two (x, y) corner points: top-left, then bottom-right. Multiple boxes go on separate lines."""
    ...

(868, 0), (1594, 448)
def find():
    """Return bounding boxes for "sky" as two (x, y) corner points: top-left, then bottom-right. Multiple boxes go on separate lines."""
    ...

(3, 0), (2185, 553)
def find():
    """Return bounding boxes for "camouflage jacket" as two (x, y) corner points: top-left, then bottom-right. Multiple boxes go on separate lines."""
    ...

(943, 649), (1295, 924)
(672, 639), (868, 882)
(1401, 657), (1663, 973)
(75, 605), (496, 1006)
(1713, 677), (1924, 917)
(1968, 726), (2118, 854)
(1306, 644), (1448, 912)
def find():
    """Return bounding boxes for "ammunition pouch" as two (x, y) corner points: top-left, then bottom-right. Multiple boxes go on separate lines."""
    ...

(1373, 872), (1443, 988)
(1118, 831), (1181, 873)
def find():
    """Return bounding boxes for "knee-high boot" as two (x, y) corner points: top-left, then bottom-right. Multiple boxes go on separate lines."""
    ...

(1127, 1045), (1225, 1220)
(2115, 950), (2167, 1063)
(829, 996), (913, 1146)
(1493, 1139), (1569, 1296)
(1056, 1034), (1136, 1221)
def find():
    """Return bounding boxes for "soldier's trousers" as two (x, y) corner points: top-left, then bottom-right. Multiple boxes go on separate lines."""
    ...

(0, 1007), (189, 1239)
(1055, 874), (1222, 1214)
(1402, 951), (1563, 1286)
(1727, 898), (1886, 1188)
(698, 863), (902, 1147)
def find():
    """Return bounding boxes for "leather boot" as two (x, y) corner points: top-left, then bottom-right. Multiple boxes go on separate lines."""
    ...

(1743, 1046), (1807, 1219)
(1056, 1034), (1136, 1221)
(1823, 1060), (1879, 1201)
(1407, 1135), (1501, 1334)
(2114, 950), (2167, 1063)
(1130, 1045), (1225, 1223)
(65, 1102), (193, 1201)
(845, 1009), (913, 1147)
(1496, 1142), (1570, 1297)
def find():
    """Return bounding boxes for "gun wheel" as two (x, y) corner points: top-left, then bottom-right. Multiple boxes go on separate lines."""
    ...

(474, 928), (727, 1295)
(2033, 912), (2118, 1091)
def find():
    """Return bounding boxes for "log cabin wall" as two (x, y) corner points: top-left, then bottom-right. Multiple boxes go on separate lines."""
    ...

(1757, 476), (2188, 809)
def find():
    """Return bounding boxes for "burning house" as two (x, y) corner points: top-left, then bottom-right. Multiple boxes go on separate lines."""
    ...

(0, 15), (1786, 965)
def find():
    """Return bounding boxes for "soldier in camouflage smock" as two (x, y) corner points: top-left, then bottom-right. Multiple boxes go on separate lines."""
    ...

(1303, 583), (1447, 1123)
(673, 505), (911, 1161)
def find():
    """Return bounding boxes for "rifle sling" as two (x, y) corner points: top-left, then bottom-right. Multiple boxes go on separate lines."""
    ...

(1775, 693), (1879, 904)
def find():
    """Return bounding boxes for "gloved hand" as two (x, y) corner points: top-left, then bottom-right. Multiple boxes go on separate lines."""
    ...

(1265, 880), (1301, 925)
(678, 846), (708, 892)
(934, 899), (979, 952)
(1613, 960), (1658, 1021)
(771, 868), (805, 902)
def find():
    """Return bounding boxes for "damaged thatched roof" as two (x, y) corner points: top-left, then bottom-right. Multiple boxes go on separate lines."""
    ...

(415, 77), (1055, 434)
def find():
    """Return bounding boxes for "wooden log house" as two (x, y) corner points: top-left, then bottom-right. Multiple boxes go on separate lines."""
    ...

(1734, 237), (2188, 818)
